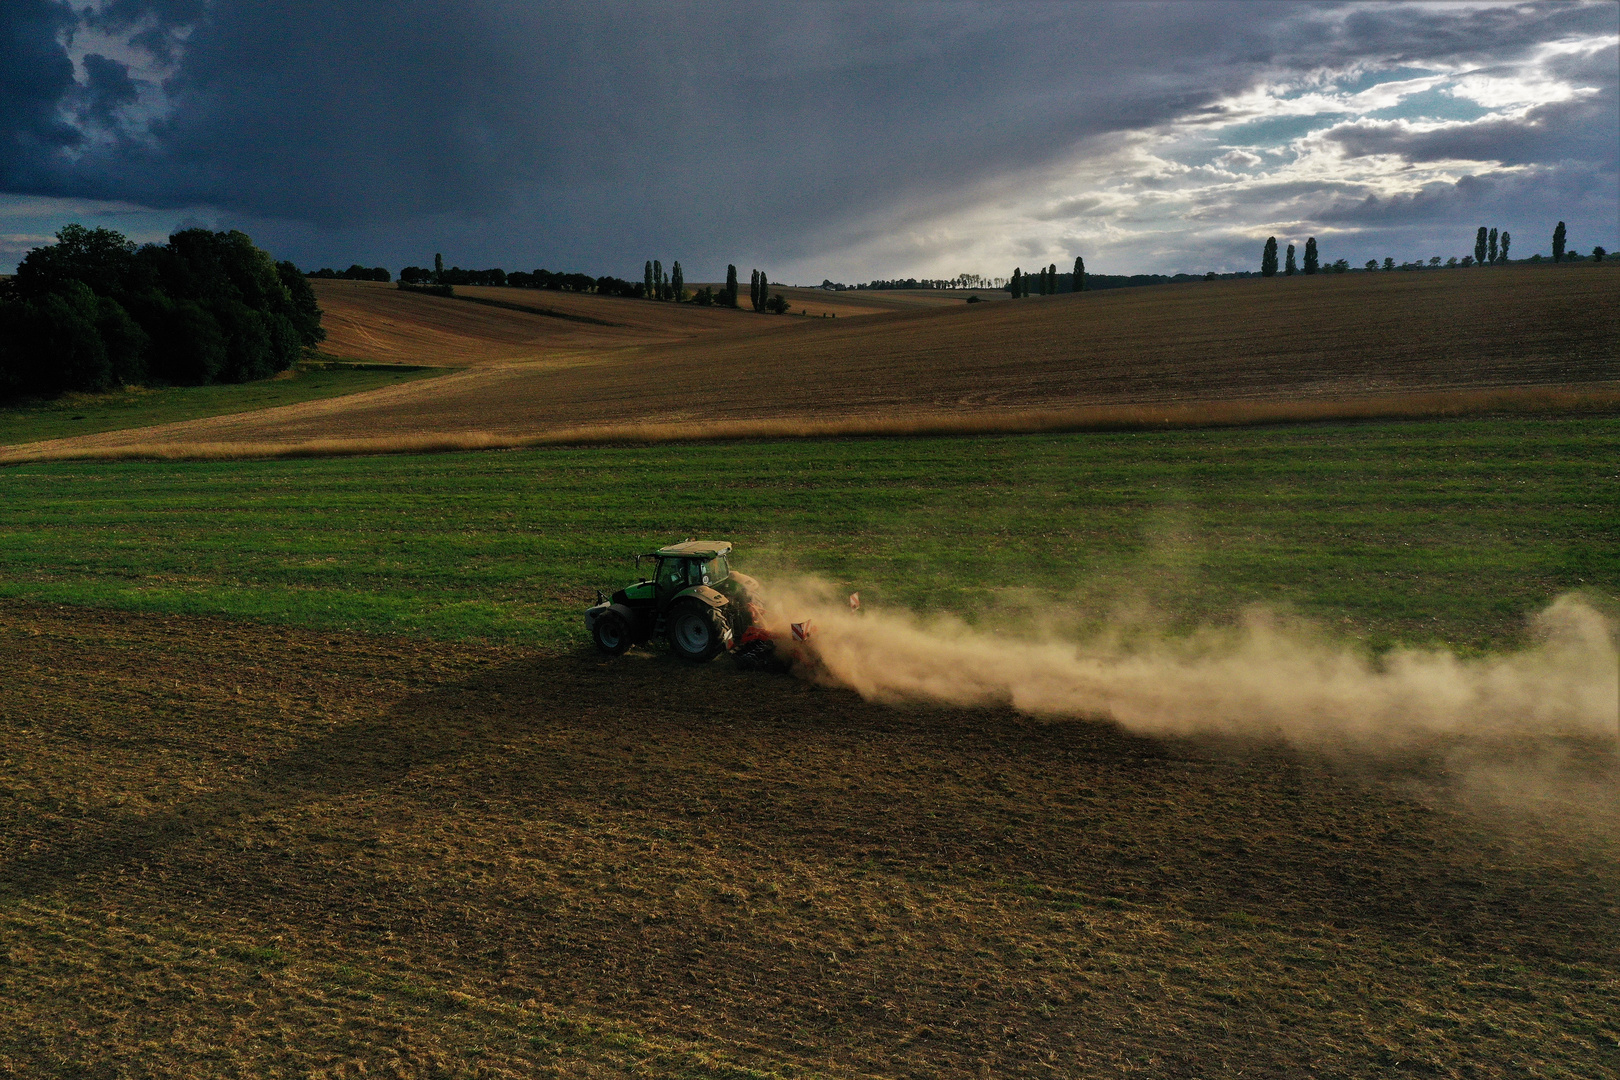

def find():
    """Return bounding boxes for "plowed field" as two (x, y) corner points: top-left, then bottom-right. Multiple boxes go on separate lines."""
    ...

(3, 602), (1615, 1078)
(8, 266), (1615, 461)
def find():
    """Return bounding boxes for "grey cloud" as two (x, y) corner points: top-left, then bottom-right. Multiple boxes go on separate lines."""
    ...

(1324, 83), (1620, 169)
(75, 54), (140, 128)
(0, 0), (1614, 277)
(1034, 196), (1106, 221)
(0, 0), (82, 185)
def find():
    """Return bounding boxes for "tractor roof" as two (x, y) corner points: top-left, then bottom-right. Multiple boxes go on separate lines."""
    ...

(653, 540), (733, 559)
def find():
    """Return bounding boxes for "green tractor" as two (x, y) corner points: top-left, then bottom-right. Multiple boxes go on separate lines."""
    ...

(585, 540), (761, 662)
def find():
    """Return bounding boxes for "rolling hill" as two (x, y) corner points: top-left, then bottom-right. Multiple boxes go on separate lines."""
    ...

(5, 265), (1616, 461)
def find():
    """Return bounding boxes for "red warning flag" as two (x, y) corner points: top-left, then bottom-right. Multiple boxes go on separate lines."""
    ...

(791, 620), (813, 641)
(848, 592), (861, 612)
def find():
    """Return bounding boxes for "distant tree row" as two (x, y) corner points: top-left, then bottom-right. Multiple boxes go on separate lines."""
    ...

(640, 259), (682, 301)
(1005, 256), (1087, 297)
(398, 260), (647, 296)
(307, 265), (391, 282)
(0, 225), (323, 398)
(748, 269), (788, 314)
(1262, 222), (1611, 278)
(1260, 236), (1328, 277)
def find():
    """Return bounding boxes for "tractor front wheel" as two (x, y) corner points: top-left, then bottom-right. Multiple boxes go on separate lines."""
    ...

(592, 611), (632, 655)
(667, 603), (725, 662)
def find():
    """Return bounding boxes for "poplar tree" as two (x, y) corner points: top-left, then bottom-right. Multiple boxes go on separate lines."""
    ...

(434, 253), (443, 283)
(1073, 256), (1085, 291)
(1303, 237), (1318, 274)
(725, 264), (738, 307)
(653, 260), (663, 299)
(1488, 228), (1498, 264)
(1261, 237), (1278, 277)
(1010, 268), (1023, 297)
(644, 261), (654, 298)
(671, 261), (684, 301)
(1474, 228), (1488, 266)
(1285, 244), (1297, 275)
(1499, 232), (1510, 263)
(1048, 264), (1057, 294)
(1553, 221), (1566, 262)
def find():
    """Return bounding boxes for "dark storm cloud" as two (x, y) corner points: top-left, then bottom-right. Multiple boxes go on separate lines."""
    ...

(0, 0), (81, 181)
(0, 1), (1615, 275)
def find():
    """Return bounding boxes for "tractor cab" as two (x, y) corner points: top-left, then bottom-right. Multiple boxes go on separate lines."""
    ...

(650, 541), (731, 601)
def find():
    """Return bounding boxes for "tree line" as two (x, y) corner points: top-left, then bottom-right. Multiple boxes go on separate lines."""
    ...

(307, 264), (391, 282)
(1005, 257), (1088, 298)
(0, 225), (324, 399)
(1264, 222), (1607, 276)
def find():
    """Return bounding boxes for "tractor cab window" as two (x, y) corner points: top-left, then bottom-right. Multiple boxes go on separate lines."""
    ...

(657, 559), (688, 593)
(704, 556), (728, 584)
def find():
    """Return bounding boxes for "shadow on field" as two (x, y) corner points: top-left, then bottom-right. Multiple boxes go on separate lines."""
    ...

(7, 638), (1615, 958)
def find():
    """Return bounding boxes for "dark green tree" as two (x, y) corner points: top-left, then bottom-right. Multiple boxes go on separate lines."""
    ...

(671, 261), (684, 301)
(725, 264), (738, 308)
(644, 260), (654, 298)
(750, 270), (760, 311)
(2, 225), (318, 396)
(653, 260), (663, 299)
(1009, 268), (1022, 297)
(1498, 231), (1510, 263)
(1285, 243), (1297, 275)
(1303, 237), (1319, 274)
(1488, 228), (1498, 264)
(1475, 227), (1488, 265)
(1048, 263), (1057, 294)
(434, 253), (443, 283)
(1552, 221), (1566, 262)
(1072, 256), (1085, 291)
(1261, 237), (1278, 277)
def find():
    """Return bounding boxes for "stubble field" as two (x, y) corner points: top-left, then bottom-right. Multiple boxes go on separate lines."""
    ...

(4, 265), (1614, 462)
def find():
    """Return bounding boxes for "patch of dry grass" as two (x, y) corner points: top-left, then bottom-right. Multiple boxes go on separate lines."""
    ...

(4, 384), (1614, 464)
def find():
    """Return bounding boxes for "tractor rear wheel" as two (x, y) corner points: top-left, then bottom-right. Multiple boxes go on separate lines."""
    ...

(592, 611), (632, 655)
(667, 603), (725, 662)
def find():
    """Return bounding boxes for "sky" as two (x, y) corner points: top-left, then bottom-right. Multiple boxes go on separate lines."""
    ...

(2, 1), (1616, 282)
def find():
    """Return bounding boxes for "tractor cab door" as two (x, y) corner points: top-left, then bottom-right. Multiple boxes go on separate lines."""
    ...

(655, 558), (692, 605)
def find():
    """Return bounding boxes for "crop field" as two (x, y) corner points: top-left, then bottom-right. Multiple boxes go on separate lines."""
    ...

(7, 265), (1614, 462)
(2, 414), (1618, 1076)
(2, 415), (1616, 650)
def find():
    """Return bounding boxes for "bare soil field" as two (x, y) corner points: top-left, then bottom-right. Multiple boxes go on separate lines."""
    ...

(3, 602), (1615, 1078)
(312, 279), (754, 366)
(7, 266), (1615, 461)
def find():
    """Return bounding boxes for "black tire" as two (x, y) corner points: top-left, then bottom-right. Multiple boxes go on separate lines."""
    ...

(592, 611), (631, 655)
(667, 603), (725, 662)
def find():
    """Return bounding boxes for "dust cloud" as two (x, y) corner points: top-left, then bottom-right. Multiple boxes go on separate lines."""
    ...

(755, 581), (1619, 750)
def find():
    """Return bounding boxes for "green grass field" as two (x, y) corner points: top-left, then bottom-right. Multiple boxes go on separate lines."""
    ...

(1, 414), (1614, 652)
(0, 361), (443, 447)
